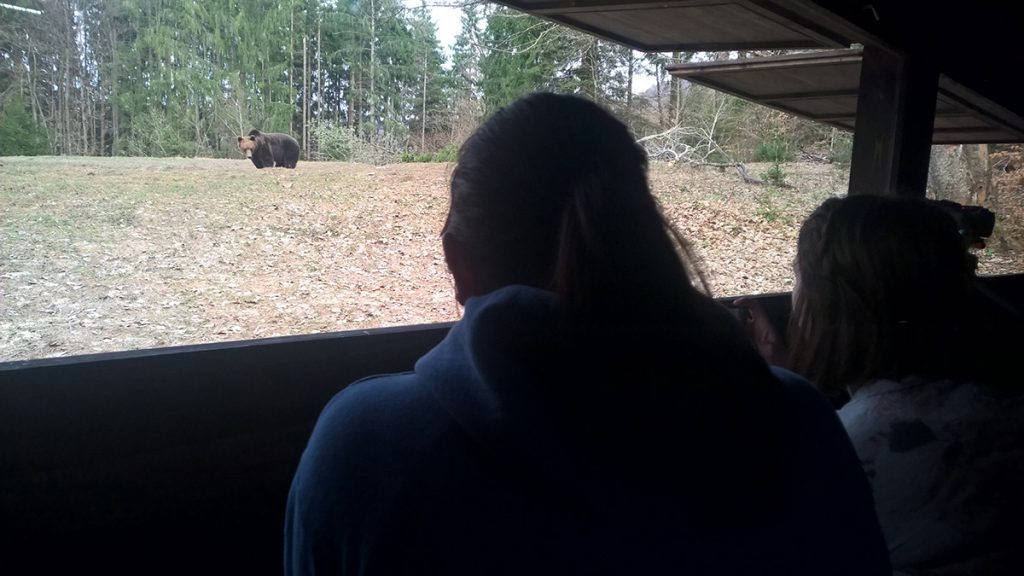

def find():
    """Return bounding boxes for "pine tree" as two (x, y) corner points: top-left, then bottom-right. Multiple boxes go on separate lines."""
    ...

(0, 94), (51, 155)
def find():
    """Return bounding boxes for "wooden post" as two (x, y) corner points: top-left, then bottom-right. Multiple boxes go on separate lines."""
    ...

(303, 36), (308, 158)
(976, 144), (991, 204)
(848, 45), (939, 197)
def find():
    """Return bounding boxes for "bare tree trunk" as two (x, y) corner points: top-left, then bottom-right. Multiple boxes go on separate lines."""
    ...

(626, 49), (633, 128)
(78, 12), (88, 155)
(62, 1), (73, 154)
(354, 67), (362, 133)
(669, 52), (680, 126)
(81, 83), (88, 154)
(655, 61), (664, 129)
(303, 35), (309, 158)
(317, 17), (322, 127)
(347, 70), (356, 128)
(195, 100), (201, 153)
(29, 47), (38, 122)
(421, 43), (428, 152)
(290, 3), (295, 136)
(369, 0), (376, 141)
(236, 71), (246, 136)
(110, 19), (119, 155)
(977, 143), (991, 204)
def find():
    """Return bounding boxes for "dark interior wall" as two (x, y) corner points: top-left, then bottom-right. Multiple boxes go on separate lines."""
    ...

(0, 324), (452, 576)
(1, 275), (1020, 575)
(811, 0), (1024, 122)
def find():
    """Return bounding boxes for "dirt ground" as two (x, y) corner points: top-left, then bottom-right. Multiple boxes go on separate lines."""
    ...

(2, 156), (1021, 362)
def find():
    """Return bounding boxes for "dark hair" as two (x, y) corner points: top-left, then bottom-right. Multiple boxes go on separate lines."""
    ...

(444, 92), (706, 316)
(444, 92), (794, 525)
(788, 195), (973, 398)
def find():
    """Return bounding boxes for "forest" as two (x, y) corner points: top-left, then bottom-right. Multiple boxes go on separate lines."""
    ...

(0, 0), (856, 165)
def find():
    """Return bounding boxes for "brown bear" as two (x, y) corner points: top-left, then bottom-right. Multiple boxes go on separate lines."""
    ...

(237, 130), (300, 169)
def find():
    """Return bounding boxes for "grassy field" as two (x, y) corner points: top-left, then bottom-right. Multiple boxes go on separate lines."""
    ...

(2, 156), (1020, 361)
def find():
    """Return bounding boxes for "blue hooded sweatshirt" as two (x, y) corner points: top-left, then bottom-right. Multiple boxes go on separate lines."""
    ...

(285, 285), (890, 575)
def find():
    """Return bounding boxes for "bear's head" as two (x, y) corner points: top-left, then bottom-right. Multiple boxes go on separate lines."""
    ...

(237, 134), (258, 159)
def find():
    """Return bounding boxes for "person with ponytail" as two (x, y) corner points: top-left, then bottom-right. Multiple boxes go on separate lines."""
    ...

(740, 195), (1024, 574)
(284, 93), (890, 576)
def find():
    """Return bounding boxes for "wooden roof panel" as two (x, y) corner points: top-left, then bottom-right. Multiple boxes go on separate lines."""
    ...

(667, 50), (1024, 144)
(772, 95), (859, 117)
(497, 0), (1024, 130)
(495, 1), (849, 51)
(933, 129), (1021, 145)
(562, 5), (816, 49)
(933, 115), (994, 131)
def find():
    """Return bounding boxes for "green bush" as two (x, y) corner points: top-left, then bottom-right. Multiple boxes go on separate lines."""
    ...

(122, 110), (192, 157)
(314, 124), (361, 161)
(761, 163), (787, 187)
(756, 194), (781, 223)
(830, 133), (854, 165)
(433, 143), (458, 162)
(755, 138), (794, 163)
(400, 143), (460, 163)
(0, 94), (50, 155)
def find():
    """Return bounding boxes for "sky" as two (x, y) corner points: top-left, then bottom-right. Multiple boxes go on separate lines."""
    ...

(429, 4), (464, 51)
(410, 1), (659, 94)
(405, 1), (463, 53)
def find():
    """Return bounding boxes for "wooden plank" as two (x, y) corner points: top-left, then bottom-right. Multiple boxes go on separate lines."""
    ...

(760, 88), (858, 102)
(504, 0), (722, 15)
(667, 49), (863, 75)
(495, 0), (839, 52)
(568, 5), (815, 47)
(670, 49), (1018, 144)
(847, 45), (938, 197)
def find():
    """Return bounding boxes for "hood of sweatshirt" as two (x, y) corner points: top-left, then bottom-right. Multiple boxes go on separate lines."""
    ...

(415, 284), (792, 526)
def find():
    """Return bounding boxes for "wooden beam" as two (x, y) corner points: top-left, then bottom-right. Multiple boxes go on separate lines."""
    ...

(512, 0), (720, 15)
(760, 88), (858, 103)
(740, 0), (850, 48)
(640, 40), (825, 51)
(500, 0), (849, 48)
(812, 113), (856, 122)
(933, 126), (1012, 135)
(496, 1), (843, 52)
(667, 49), (862, 75)
(847, 45), (938, 197)
(938, 81), (1024, 141)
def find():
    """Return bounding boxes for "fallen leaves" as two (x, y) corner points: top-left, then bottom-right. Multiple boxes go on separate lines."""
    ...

(1, 157), (1020, 361)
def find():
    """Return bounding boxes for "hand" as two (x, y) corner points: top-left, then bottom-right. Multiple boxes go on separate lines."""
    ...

(733, 297), (788, 367)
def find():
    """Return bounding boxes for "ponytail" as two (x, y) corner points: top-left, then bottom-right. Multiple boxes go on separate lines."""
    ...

(448, 92), (707, 315)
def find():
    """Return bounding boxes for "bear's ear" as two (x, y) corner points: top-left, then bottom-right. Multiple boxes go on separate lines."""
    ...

(237, 136), (243, 143)
(248, 135), (257, 141)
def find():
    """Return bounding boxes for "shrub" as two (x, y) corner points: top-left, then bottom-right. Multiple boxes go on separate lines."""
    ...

(756, 190), (781, 223)
(761, 163), (787, 187)
(433, 143), (458, 162)
(122, 110), (192, 157)
(755, 138), (794, 163)
(313, 124), (360, 161)
(399, 143), (460, 163)
(830, 133), (854, 165)
(0, 94), (51, 155)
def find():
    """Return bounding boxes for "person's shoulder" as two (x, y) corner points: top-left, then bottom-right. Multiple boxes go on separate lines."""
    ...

(323, 372), (420, 413)
(768, 368), (893, 574)
(769, 365), (833, 409)
(291, 372), (450, 503)
(769, 365), (860, 454)
(286, 372), (446, 573)
(311, 372), (440, 445)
